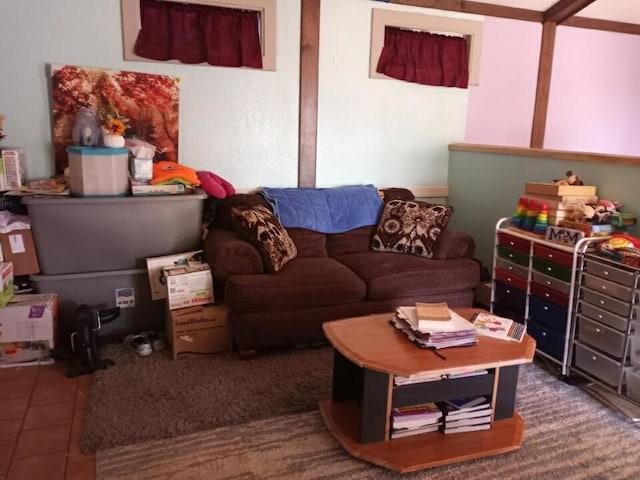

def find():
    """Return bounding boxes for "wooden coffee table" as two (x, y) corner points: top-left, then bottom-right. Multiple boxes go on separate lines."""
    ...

(319, 308), (536, 473)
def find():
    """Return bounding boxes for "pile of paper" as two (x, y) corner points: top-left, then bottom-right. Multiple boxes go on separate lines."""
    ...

(390, 305), (477, 349)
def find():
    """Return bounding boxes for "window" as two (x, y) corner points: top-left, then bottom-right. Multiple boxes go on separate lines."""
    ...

(121, 0), (277, 71)
(370, 9), (483, 86)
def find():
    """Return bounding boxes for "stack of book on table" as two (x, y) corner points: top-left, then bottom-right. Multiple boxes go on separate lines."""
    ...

(390, 302), (477, 350)
(437, 395), (493, 434)
(390, 402), (444, 439)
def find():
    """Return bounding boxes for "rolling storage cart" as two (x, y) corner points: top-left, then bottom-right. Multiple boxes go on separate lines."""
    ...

(570, 253), (640, 406)
(491, 217), (606, 377)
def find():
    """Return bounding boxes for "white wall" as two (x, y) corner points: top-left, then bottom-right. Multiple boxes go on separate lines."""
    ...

(317, 0), (479, 188)
(0, 0), (480, 191)
(0, 0), (301, 188)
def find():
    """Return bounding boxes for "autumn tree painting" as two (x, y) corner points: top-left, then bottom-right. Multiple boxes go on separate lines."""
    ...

(51, 64), (180, 173)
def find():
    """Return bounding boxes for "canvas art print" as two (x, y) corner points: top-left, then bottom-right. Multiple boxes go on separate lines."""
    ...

(50, 64), (180, 173)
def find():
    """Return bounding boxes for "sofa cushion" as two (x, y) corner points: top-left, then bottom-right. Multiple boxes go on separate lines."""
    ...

(224, 257), (367, 313)
(231, 205), (297, 273)
(334, 252), (480, 300)
(370, 199), (453, 259)
(326, 226), (374, 257)
(286, 228), (328, 258)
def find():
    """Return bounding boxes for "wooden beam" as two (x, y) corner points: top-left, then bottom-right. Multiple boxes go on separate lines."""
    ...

(544, 0), (596, 24)
(298, 0), (320, 188)
(564, 16), (640, 35)
(530, 21), (557, 149)
(388, 0), (542, 22)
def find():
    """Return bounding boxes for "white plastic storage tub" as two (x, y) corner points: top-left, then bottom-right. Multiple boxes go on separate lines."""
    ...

(30, 269), (165, 346)
(23, 191), (207, 275)
(67, 146), (129, 196)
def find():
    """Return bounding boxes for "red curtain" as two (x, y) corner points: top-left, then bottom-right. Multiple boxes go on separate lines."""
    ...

(134, 0), (263, 69)
(376, 27), (469, 88)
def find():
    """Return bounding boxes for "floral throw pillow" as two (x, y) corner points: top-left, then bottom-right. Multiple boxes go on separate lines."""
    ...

(370, 199), (453, 259)
(231, 205), (297, 273)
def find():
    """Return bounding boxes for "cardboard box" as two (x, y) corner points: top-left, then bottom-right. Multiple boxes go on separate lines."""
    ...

(166, 304), (231, 360)
(164, 263), (214, 310)
(0, 229), (40, 276)
(146, 250), (204, 300)
(0, 293), (58, 348)
(525, 182), (597, 197)
(0, 262), (13, 307)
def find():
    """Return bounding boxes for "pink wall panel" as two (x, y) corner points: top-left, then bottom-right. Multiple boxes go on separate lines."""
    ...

(545, 27), (640, 156)
(465, 17), (541, 146)
(466, 17), (640, 156)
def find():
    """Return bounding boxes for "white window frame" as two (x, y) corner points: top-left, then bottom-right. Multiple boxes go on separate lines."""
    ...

(370, 9), (483, 86)
(120, 0), (277, 71)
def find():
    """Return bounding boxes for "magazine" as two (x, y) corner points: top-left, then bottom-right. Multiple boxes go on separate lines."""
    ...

(471, 312), (526, 342)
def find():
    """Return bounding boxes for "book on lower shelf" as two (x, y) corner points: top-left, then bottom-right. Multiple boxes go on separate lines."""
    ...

(391, 423), (442, 439)
(443, 422), (491, 434)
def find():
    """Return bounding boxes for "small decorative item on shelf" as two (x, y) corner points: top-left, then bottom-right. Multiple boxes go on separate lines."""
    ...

(532, 203), (548, 235)
(102, 117), (127, 148)
(510, 197), (528, 229)
(521, 200), (538, 231)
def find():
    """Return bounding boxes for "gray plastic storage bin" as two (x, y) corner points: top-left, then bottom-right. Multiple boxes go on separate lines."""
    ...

(23, 192), (207, 275)
(30, 269), (165, 346)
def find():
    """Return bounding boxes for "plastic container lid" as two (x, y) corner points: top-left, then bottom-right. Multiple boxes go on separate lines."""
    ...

(66, 146), (128, 155)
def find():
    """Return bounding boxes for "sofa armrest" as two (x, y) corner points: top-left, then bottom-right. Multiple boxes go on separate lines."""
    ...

(433, 229), (476, 260)
(203, 228), (264, 283)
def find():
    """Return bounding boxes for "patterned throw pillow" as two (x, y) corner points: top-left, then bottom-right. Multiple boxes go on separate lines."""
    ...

(370, 199), (453, 259)
(231, 205), (297, 273)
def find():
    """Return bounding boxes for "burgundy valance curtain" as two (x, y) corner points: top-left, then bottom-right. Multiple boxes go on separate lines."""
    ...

(376, 27), (469, 88)
(134, 0), (263, 69)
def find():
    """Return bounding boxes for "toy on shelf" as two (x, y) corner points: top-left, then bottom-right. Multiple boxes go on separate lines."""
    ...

(522, 200), (538, 231)
(533, 203), (549, 235)
(553, 170), (584, 186)
(598, 234), (640, 268)
(511, 197), (528, 228)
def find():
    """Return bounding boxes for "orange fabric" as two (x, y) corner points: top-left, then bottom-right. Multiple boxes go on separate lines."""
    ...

(151, 161), (201, 185)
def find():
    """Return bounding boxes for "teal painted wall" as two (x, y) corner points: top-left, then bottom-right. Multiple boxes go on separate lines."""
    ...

(447, 150), (639, 271)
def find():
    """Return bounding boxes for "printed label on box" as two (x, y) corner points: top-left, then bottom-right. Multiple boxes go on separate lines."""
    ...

(8, 234), (25, 254)
(115, 287), (135, 308)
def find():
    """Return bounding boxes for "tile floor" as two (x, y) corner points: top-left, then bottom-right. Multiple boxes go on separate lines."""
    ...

(0, 362), (96, 480)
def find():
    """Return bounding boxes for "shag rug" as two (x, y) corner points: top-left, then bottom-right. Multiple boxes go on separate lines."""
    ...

(95, 359), (640, 480)
(81, 344), (333, 453)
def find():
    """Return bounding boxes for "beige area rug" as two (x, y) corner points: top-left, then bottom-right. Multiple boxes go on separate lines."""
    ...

(97, 362), (640, 480)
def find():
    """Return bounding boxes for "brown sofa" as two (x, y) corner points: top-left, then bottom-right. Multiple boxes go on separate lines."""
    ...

(203, 191), (480, 354)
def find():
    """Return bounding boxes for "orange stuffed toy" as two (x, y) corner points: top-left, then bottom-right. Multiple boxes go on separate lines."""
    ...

(151, 161), (200, 186)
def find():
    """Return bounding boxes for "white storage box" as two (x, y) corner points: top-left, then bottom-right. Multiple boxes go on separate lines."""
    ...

(0, 293), (57, 348)
(23, 192), (206, 274)
(67, 146), (129, 197)
(164, 263), (214, 310)
(30, 269), (165, 346)
(146, 250), (204, 300)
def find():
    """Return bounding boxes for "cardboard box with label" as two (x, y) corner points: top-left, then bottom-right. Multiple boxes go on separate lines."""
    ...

(0, 229), (40, 276)
(146, 250), (203, 301)
(166, 304), (231, 360)
(164, 263), (214, 310)
(0, 293), (58, 349)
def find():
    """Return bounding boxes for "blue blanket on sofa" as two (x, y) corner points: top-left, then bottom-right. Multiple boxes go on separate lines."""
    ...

(261, 185), (383, 234)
